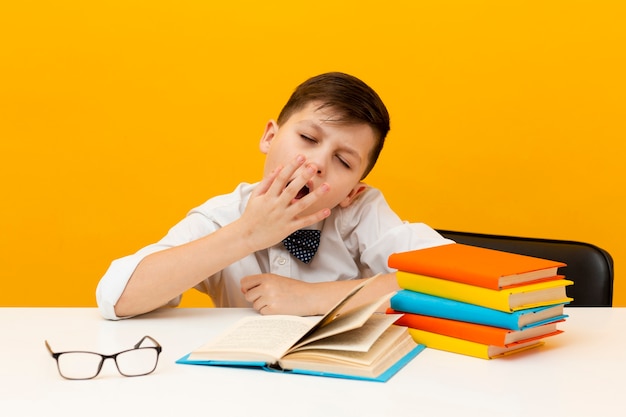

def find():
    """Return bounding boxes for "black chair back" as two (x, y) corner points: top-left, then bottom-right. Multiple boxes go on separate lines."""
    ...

(436, 230), (614, 307)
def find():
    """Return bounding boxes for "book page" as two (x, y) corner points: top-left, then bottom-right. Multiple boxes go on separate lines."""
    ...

(189, 274), (383, 363)
(278, 326), (417, 379)
(290, 292), (393, 351)
(292, 313), (402, 352)
(315, 274), (381, 328)
(283, 326), (411, 365)
(189, 315), (320, 363)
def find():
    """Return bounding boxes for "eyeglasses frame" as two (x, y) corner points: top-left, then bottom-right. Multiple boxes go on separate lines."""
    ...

(45, 335), (162, 380)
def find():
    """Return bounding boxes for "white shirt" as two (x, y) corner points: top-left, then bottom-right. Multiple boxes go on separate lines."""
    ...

(96, 182), (452, 319)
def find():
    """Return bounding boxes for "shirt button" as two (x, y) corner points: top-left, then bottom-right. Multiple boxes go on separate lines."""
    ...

(277, 257), (287, 265)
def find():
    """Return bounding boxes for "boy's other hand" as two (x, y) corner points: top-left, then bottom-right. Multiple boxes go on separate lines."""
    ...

(239, 154), (331, 252)
(241, 274), (327, 316)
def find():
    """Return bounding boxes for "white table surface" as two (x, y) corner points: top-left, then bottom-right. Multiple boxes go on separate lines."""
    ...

(1, 307), (624, 417)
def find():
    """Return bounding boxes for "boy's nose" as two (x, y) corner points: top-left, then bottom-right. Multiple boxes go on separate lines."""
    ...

(307, 158), (324, 176)
(306, 150), (327, 176)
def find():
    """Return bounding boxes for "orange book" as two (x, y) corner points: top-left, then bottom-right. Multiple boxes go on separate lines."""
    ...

(388, 243), (565, 290)
(388, 308), (564, 347)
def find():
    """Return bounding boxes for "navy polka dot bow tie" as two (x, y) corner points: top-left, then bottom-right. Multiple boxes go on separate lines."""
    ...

(282, 229), (321, 264)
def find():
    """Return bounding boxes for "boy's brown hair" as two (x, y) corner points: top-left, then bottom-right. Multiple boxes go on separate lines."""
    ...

(277, 72), (390, 179)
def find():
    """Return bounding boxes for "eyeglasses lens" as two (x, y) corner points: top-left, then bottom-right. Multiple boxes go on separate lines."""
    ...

(115, 348), (159, 376)
(57, 352), (103, 380)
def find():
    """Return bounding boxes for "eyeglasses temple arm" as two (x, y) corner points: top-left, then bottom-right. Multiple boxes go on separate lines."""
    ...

(134, 335), (161, 350)
(44, 340), (55, 356)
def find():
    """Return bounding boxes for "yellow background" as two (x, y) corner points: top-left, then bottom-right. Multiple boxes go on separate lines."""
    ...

(1, 1), (624, 307)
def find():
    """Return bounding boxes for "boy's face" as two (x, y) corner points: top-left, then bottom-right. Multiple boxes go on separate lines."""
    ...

(259, 102), (376, 216)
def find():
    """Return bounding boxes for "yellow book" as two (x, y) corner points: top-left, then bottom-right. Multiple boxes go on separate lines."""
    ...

(407, 328), (545, 359)
(396, 271), (573, 312)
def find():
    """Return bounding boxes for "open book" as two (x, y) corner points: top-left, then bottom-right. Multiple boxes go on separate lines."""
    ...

(177, 276), (424, 382)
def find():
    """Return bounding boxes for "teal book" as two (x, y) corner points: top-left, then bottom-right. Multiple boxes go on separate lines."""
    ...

(176, 276), (424, 382)
(176, 342), (425, 383)
(390, 290), (568, 330)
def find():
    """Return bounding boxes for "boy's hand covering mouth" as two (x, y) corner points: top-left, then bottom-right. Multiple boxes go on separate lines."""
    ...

(286, 180), (310, 200)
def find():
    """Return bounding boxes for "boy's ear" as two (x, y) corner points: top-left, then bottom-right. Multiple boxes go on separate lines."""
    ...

(259, 120), (279, 154)
(339, 182), (368, 208)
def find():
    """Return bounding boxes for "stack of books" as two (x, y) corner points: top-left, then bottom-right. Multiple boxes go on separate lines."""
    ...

(387, 243), (573, 359)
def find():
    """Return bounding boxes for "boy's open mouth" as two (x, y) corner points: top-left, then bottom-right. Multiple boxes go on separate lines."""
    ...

(286, 179), (311, 200)
(295, 185), (310, 200)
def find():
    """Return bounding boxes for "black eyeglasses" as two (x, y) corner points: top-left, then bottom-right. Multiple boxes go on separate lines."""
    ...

(45, 335), (162, 380)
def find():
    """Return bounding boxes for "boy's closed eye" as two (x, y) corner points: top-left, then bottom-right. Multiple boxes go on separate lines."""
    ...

(336, 154), (351, 169)
(299, 133), (352, 169)
(300, 134), (317, 143)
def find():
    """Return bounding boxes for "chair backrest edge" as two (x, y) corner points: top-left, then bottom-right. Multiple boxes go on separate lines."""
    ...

(436, 230), (614, 307)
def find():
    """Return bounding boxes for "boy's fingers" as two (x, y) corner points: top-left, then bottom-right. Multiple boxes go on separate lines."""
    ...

(253, 165), (283, 197)
(302, 208), (332, 227)
(287, 182), (330, 213)
(267, 155), (307, 198)
(240, 275), (262, 293)
(285, 192), (332, 230)
(284, 164), (317, 203)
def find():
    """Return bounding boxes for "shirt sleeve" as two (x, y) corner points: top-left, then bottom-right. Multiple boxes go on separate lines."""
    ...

(95, 210), (220, 320)
(340, 187), (454, 276)
(361, 222), (454, 275)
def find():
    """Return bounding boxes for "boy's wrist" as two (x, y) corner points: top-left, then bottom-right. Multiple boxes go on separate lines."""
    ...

(225, 219), (260, 254)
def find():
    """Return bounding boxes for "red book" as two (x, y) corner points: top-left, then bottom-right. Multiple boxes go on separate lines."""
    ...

(388, 308), (563, 347)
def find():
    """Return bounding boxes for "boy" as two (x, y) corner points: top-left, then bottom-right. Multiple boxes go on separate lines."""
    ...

(96, 72), (451, 320)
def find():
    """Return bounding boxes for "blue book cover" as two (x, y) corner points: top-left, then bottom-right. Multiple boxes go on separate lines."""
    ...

(176, 344), (425, 383)
(390, 290), (568, 330)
